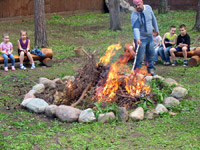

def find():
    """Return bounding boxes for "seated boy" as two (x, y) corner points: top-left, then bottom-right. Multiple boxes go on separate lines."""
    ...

(170, 24), (190, 66)
(158, 26), (177, 65)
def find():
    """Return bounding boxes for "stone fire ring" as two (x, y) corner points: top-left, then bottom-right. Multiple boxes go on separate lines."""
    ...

(21, 75), (188, 123)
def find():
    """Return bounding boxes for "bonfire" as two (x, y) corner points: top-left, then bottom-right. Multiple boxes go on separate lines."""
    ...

(35, 43), (152, 110)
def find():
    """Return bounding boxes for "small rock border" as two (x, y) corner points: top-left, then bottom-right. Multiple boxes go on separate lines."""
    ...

(21, 75), (188, 123)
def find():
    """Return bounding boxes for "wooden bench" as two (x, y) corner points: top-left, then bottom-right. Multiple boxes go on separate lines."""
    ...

(123, 43), (200, 67)
(0, 48), (53, 67)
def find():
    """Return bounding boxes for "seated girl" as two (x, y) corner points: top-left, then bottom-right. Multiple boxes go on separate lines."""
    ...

(18, 30), (35, 70)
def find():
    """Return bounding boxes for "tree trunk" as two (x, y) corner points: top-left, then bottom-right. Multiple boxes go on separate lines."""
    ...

(193, 0), (200, 31)
(109, 0), (122, 31)
(34, 0), (48, 48)
(158, 0), (168, 14)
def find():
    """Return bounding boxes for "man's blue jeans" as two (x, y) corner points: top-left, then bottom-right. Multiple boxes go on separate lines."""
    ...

(158, 46), (171, 63)
(2, 54), (15, 67)
(134, 37), (155, 70)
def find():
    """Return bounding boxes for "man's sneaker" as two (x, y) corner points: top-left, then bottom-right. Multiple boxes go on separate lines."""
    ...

(20, 65), (26, 70)
(165, 62), (171, 66)
(147, 68), (155, 76)
(172, 60), (178, 66)
(163, 61), (166, 65)
(183, 60), (188, 66)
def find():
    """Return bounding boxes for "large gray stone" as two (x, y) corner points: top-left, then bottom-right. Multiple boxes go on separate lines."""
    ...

(53, 78), (63, 84)
(21, 98), (33, 107)
(155, 104), (168, 114)
(98, 112), (115, 123)
(118, 107), (128, 122)
(23, 90), (35, 101)
(144, 110), (158, 120)
(39, 77), (56, 89)
(25, 98), (49, 113)
(78, 108), (96, 123)
(145, 76), (153, 82)
(171, 87), (188, 98)
(153, 75), (164, 81)
(163, 78), (178, 86)
(45, 105), (58, 117)
(164, 97), (180, 107)
(129, 107), (144, 121)
(32, 84), (45, 94)
(55, 105), (82, 122)
(62, 76), (75, 82)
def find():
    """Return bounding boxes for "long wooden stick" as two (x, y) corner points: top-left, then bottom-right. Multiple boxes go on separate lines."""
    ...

(71, 83), (92, 107)
(132, 45), (140, 71)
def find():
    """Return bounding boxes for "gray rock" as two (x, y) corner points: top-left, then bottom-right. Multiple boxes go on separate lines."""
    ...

(153, 75), (164, 81)
(164, 97), (180, 107)
(32, 84), (45, 94)
(129, 107), (144, 121)
(23, 90), (35, 101)
(45, 105), (58, 117)
(62, 76), (75, 82)
(25, 98), (49, 113)
(39, 77), (56, 89)
(118, 107), (128, 122)
(171, 87), (188, 98)
(98, 112), (115, 123)
(53, 78), (63, 84)
(163, 78), (178, 86)
(78, 108), (96, 123)
(55, 105), (82, 122)
(155, 104), (168, 114)
(144, 110), (158, 120)
(145, 76), (153, 82)
(21, 98), (33, 107)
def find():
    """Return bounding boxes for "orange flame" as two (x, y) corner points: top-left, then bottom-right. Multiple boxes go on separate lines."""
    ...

(66, 81), (72, 88)
(96, 44), (151, 103)
(98, 43), (122, 65)
(96, 62), (121, 102)
(125, 67), (151, 97)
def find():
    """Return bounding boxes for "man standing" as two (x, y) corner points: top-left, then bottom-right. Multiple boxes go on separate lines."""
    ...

(131, 0), (159, 75)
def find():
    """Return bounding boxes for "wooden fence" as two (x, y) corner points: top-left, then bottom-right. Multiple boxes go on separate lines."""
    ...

(0, 0), (198, 19)
(0, 0), (105, 18)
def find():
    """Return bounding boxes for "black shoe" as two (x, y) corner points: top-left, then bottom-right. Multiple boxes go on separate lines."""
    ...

(147, 68), (155, 76)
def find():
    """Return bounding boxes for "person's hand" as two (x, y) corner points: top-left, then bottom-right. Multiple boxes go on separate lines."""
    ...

(163, 47), (166, 50)
(8, 52), (11, 55)
(137, 39), (142, 46)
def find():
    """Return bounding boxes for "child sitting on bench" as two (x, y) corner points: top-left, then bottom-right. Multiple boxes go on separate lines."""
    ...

(18, 30), (35, 70)
(170, 24), (191, 66)
(0, 33), (15, 71)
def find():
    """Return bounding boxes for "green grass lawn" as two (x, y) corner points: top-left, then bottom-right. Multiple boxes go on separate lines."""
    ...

(0, 10), (200, 150)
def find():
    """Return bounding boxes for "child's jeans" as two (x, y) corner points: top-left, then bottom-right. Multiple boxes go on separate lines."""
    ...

(2, 54), (15, 67)
(154, 46), (160, 62)
(158, 46), (172, 63)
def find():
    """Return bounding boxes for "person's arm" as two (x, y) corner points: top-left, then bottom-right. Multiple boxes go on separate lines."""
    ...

(181, 34), (190, 47)
(27, 40), (31, 51)
(162, 33), (167, 49)
(151, 7), (159, 33)
(18, 40), (24, 51)
(171, 35), (177, 45)
(131, 12), (141, 46)
(9, 47), (13, 54)
(0, 47), (5, 54)
(154, 41), (161, 48)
